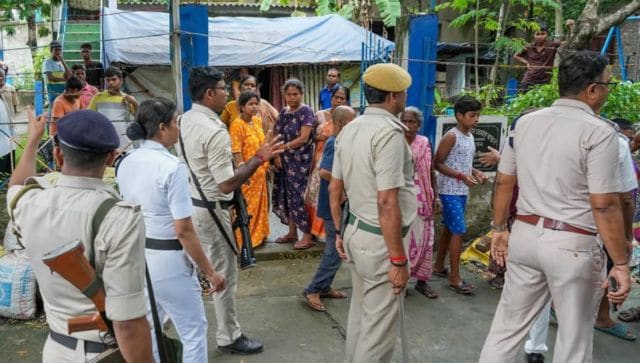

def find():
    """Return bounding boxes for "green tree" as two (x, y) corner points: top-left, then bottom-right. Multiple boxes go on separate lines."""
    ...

(563, 0), (640, 50)
(436, 0), (557, 100)
(261, 0), (401, 28)
(0, 0), (61, 57)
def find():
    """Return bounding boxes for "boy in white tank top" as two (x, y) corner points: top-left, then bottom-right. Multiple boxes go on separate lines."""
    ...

(432, 95), (487, 294)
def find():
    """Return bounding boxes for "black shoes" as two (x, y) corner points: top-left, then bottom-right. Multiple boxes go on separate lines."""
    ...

(526, 353), (545, 363)
(218, 334), (263, 355)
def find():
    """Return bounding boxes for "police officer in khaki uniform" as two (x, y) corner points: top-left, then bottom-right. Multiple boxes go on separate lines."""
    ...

(8, 109), (152, 362)
(480, 51), (632, 363)
(329, 63), (417, 363)
(179, 66), (282, 354)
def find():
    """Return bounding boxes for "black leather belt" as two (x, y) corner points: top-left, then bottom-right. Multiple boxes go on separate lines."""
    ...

(49, 329), (110, 354)
(192, 198), (233, 209)
(145, 238), (183, 250)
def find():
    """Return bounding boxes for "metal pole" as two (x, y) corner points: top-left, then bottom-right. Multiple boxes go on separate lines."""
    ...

(170, 0), (184, 114)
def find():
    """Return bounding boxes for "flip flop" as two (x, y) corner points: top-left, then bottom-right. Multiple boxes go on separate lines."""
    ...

(320, 289), (347, 299)
(448, 280), (475, 295)
(293, 239), (316, 250)
(488, 276), (504, 289)
(275, 235), (297, 244)
(619, 307), (640, 323)
(302, 292), (325, 312)
(415, 283), (438, 299)
(432, 268), (449, 278)
(594, 322), (637, 341)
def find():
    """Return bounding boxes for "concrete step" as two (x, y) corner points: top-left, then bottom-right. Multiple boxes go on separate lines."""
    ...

(65, 22), (100, 33)
(64, 32), (100, 42)
(253, 241), (325, 262)
(62, 49), (100, 59)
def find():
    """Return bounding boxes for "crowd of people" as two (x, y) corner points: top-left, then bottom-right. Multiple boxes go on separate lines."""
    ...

(2, 36), (640, 363)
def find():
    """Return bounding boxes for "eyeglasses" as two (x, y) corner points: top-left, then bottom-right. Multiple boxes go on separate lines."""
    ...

(212, 86), (227, 93)
(592, 81), (618, 90)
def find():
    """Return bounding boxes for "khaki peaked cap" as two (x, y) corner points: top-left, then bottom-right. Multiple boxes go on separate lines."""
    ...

(363, 63), (412, 92)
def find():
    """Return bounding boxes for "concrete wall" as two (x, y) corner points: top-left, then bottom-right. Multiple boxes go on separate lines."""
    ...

(1, 23), (53, 89)
(620, 20), (640, 81)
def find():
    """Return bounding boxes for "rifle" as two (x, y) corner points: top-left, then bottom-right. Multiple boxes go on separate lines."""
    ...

(232, 188), (256, 270)
(42, 239), (113, 335)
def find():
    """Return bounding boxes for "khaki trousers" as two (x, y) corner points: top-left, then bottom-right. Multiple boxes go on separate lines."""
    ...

(479, 220), (606, 363)
(193, 205), (242, 346)
(343, 223), (408, 363)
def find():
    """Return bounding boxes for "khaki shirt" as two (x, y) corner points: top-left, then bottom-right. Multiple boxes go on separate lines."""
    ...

(333, 107), (417, 227)
(178, 103), (235, 201)
(7, 175), (147, 342)
(498, 99), (621, 232)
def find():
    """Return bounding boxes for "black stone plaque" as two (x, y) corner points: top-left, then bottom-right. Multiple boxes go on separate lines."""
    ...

(441, 122), (503, 172)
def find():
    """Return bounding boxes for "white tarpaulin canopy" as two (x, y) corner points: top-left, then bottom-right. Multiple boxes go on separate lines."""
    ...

(103, 8), (395, 67)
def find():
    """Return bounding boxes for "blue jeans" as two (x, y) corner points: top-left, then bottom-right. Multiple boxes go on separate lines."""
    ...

(304, 218), (342, 294)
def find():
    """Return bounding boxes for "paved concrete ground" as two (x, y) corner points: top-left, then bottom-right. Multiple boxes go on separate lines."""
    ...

(1, 256), (638, 363)
(2, 108), (640, 362)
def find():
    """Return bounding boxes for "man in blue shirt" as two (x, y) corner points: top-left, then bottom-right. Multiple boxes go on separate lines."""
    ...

(303, 105), (356, 311)
(318, 68), (341, 110)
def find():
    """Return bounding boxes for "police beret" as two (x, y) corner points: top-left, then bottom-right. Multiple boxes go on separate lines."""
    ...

(363, 63), (412, 92)
(57, 110), (120, 153)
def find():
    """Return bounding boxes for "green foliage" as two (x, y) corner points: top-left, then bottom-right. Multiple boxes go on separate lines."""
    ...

(13, 66), (34, 90)
(601, 82), (640, 122)
(315, 0), (353, 20)
(32, 47), (49, 81)
(2, 25), (16, 36)
(311, 0), (400, 27)
(503, 79), (640, 122)
(503, 82), (559, 118)
(375, 0), (402, 27)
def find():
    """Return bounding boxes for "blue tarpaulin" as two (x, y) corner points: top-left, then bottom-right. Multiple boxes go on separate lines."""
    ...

(103, 8), (394, 67)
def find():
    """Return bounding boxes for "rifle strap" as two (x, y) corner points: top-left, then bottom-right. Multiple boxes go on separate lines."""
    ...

(145, 264), (170, 363)
(89, 198), (119, 269)
(177, 116), (238, 255)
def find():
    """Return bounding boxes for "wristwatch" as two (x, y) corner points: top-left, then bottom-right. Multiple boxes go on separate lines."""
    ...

(490, 221), (508, 232)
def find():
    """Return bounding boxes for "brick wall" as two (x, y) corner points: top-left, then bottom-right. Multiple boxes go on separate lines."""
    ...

(619, 20), (640, 81)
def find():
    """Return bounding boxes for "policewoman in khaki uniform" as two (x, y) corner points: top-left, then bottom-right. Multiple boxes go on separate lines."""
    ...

(480, 51), (632, 363)
(8, 109), (152, 362)
(329, 63), (417, 363)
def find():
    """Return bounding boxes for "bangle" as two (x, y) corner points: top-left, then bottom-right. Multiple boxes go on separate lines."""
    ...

(491, 221), (508, 232)
(614, 262), (629, 266)
(456, 172), (464, 182)
(390, 255), (408, 267)
(286, 143), (291, 151)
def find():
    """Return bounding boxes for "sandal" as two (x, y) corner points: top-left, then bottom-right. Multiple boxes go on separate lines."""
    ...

(415, 282), (438, 299)
(448, 280), (475, 295)
(488, 275), (504, 289)
(594, 322), (637, 341)
(275, 235), (297, 244)
(618, 306), (640, 323)
(320, 289), (347, 299)
(294, 239), (316, 250)
(432, 268), (449, 278)
(302, 292), (325, 312)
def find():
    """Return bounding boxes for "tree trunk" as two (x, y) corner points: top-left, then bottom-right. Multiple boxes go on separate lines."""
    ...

(474, 0), (480, 92)
(27, 15), (38, 57)
(554, 0), (563, 39)
(564, 0), (640, 51)
(487, 0), (510, 106)
(353, 0), (373, 29)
